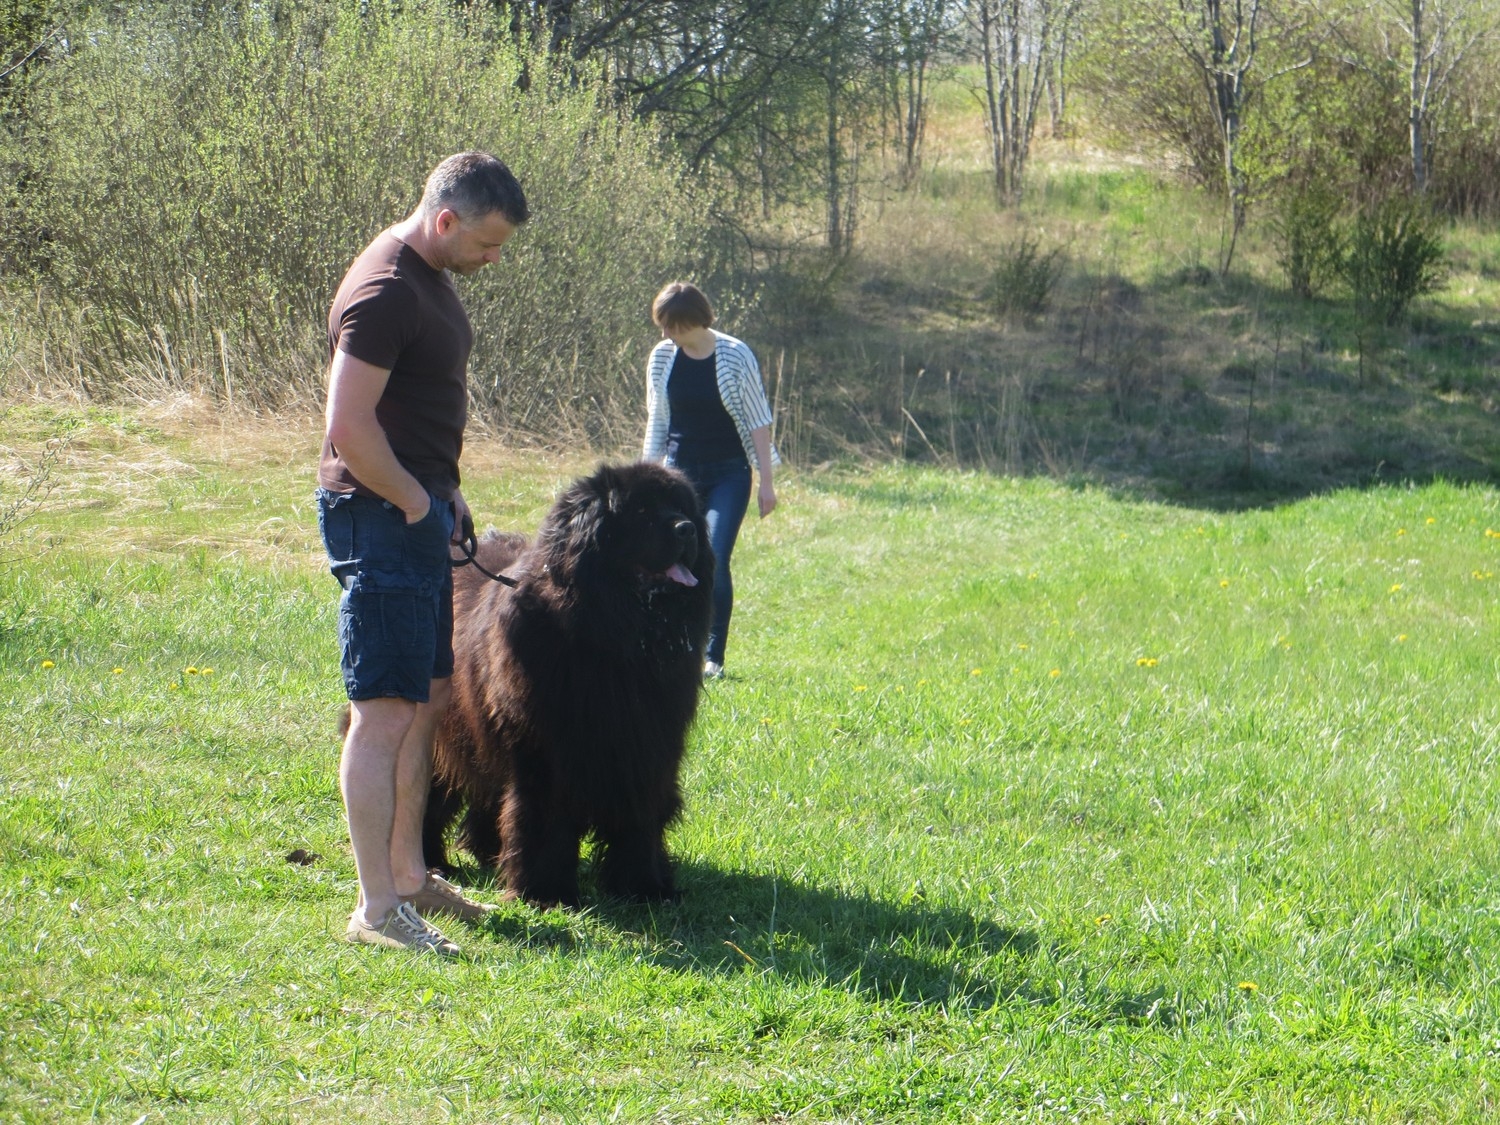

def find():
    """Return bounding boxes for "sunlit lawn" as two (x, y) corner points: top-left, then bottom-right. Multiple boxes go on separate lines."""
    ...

(2, 404), (1499, 1122)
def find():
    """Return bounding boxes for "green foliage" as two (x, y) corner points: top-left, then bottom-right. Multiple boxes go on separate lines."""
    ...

(984, 234), (1063, 319)
(1073, 1), (1224, 190)
(1432, 61), (1500, 217)
(4, 1), (711, 438)
(1270, 183), (1346, 299)
(0, 0), (56, 84)
(1342, 197), (1447, 327)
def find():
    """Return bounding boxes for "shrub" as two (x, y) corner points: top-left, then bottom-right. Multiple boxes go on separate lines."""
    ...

(0, 428), (69, 557)
(1341, 197), (1446, 327)
(985, 235), (1064, 319)
(1270, 184), (1345, 300)
(5, 1), (713, 442)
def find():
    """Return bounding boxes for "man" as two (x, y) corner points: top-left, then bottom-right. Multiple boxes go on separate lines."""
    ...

(317, 152), (529, 955)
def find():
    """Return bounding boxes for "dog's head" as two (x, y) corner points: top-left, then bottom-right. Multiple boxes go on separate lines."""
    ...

(535, 462), (713, 596)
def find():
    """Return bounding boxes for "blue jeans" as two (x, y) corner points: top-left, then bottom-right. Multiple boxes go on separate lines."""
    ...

(668, 457), (751, 666)
(316, 488), (455, 702)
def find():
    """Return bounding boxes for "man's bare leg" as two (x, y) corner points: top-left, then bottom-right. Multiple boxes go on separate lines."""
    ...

(341, 696), (418, 924)
(391, 677), (451, 896)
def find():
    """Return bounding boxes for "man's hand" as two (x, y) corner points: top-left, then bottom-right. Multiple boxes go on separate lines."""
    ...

(452, 490), (473, 545)
(402, 495), (433, 524)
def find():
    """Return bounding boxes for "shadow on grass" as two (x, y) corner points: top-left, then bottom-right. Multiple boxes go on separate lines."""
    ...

(462, 858), (1180, 1024)
(467, 858), (1033, 1009)
(770, 249), (1500, 512)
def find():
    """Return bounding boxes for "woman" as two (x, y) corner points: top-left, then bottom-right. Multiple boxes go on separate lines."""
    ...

(643, 281), (778, 680)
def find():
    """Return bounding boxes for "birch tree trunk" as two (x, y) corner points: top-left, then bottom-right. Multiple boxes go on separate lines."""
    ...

(1384, 0), (1492, 195)
(972, 0), (1074, 203)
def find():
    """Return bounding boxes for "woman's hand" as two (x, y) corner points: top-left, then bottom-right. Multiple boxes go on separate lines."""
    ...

(758, 479), (777, 519)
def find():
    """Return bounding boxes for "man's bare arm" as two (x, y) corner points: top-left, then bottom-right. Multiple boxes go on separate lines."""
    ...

(325, 349), (431, 524)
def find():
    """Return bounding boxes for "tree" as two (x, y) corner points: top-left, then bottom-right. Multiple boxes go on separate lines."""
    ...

(970, 0), (1080, 203)
(1126, 0), (1315, 272)
(1046, 0), (1086, 137)
(873, 0), (959, 182)
(1165, 0), (1267, 272)
(1377, 0), (1493, 194)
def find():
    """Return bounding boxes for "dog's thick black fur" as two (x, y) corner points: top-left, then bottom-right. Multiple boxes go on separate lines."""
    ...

(425, 461), (713, 908)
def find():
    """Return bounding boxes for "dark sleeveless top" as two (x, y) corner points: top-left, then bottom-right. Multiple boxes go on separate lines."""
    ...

(665, 349), (745, 464)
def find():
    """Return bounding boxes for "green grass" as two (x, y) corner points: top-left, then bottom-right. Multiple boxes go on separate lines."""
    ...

(3, 407), (1500, 1121)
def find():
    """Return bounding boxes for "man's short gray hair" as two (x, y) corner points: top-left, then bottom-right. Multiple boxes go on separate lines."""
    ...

(419, 152), (529, 226)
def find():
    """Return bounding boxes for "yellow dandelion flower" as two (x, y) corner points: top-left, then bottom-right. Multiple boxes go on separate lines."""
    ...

(917, 679), (929, 686)
(1219, 579), (1230, 588)
(185, 666), (199, 675)
(1095, 913), (1112, 926)
(1016, 643), (1029, 651)
(1425, 517), (1436, 525)
(1389, 583), (1402, 593)
(1396, 634), (1409, 642)
(1237, 981), (1259, 992)
(959, 718), (972, 726)
(760, 717), (773, 725)
(40, 659), (55, 669)
(1028, 572), (1038, 580)
(854, 684), (867, 692)
(1136, 657), (1158, 667)
(1474, 571), (1494, 581)
(895, 685), (904, 693)
(1049, 668), (1061, 678)
(970, 668), (982, 676)
(201, 667), (214, 676)
(112, 667), (124, 675)
(1397, 528), (1407, 536)
(169, 682), (180, 691)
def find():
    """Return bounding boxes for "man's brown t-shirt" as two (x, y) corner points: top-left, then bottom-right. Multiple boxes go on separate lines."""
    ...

(319, 231), (473, 500)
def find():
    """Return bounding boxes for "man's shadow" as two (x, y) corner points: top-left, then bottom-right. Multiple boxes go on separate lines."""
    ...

(474, 857), (1040, 1011)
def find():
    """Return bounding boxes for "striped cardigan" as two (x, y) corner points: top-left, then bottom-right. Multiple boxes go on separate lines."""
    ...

(642, 330), (781, 469)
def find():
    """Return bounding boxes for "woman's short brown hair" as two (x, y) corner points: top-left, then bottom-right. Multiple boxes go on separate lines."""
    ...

(652, 282), (715, 331)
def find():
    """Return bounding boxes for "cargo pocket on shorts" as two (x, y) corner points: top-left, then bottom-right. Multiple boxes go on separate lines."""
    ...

(338, 572), (438, 700)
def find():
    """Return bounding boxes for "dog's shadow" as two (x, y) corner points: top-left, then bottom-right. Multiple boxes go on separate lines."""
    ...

(469, 858), (1041, 1010)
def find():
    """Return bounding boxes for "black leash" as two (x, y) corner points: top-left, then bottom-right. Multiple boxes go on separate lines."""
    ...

(450, 516), (519, 587)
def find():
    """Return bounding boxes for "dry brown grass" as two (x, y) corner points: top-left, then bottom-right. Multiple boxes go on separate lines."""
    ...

(0, 394), (607, 571)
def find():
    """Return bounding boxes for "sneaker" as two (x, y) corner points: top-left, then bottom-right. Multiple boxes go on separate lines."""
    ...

(703, 661), (724, 681)
(403, 869), (495, 923)
(345, 901), (461, 956)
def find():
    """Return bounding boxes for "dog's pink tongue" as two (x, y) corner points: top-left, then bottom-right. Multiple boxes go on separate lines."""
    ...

(666, 563), (698, 587)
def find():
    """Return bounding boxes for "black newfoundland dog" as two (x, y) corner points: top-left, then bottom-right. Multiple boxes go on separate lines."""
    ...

(424, 461), (713, 908)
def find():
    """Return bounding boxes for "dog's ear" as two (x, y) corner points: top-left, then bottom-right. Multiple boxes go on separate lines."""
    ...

(592, 463), (629, 514)
(539, 470), (613, 585)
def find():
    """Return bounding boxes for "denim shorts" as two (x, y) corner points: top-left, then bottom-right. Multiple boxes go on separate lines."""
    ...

(316, 487), (455, 703)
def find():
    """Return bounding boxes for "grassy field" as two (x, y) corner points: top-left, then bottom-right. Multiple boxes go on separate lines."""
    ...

(3, 402), (1499, 1122)
(757, 124), (1500, 508)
